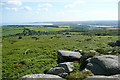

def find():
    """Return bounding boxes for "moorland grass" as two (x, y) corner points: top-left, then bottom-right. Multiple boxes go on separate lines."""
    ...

(2, 34), (119, 78)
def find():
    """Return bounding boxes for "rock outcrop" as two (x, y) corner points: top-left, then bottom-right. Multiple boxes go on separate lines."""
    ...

(45, 67), (66, 75)
(84, 74), (119, 80)
(86, 55), (120, 75)
(45, 62), (74, 78)
(57, 50), (82, 63)
(18, 50), (120, 80)
(81, 50), (97, 56)
(57, 62), (74, 73)
(17, 74), (65, 80)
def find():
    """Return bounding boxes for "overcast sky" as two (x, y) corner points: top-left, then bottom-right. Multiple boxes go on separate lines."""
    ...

(0, 0), (119, 23)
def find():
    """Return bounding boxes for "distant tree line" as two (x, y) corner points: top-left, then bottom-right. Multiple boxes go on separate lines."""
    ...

(2, 25), (119, 37)
(3, 28), (88, 37)
(82, 29), (119, 36)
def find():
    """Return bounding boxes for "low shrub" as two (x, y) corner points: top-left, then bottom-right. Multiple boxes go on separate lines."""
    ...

(95, 49), (108, 54)
(66, 70), (94, 80)
(72, 62), (80, 71)
(108, 42), (116, 47)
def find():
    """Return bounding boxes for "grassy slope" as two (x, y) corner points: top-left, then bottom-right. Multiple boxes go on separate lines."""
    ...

(2, 26), (119, 79)
(2, 34), (118, 78)
(25, 27), (70, 32)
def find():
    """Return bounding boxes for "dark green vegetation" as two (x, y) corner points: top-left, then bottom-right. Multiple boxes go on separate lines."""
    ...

(70, 25), (105, 31)
(66, 70), (94, 80)
(2, 25), (120, 79)
(66, 62), (94, 80)
(82, 29), (120, 36)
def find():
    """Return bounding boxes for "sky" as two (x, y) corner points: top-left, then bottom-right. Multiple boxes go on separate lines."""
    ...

(0, 0), (119, 23)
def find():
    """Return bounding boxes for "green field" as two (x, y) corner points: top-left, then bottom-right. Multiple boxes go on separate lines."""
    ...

(2, 27), (24, 36)
(25, 27), (70, 32)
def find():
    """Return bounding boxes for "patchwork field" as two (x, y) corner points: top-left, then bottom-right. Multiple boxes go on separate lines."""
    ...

(2, 27), (24, 36)
(25, 27), (70, 32)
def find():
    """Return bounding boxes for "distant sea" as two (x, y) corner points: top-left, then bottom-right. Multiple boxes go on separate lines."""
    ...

(0, 22), (53, 26)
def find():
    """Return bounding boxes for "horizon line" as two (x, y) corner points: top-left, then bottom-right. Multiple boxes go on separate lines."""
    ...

(1, 20), (118, 24)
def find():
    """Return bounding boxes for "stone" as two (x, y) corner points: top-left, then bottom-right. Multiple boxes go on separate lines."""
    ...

(57, 50), (82, 63)
(84, 75), (119, 80)
(58, 73), (68, 78)
(17, 74), (65, 80)
(45, 62), (73, 78)
(86, 55), (120, 76)
(74, 50), (83, 53)
(81, 50), (97, 56)
(45, 67), (66, 75)
(23, 49), (30, 54)
(57, 62), (74, 73)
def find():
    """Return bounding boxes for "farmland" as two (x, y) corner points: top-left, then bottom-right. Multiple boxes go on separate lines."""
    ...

(25, 27), (70, 32)
(2, 27), (24, 36)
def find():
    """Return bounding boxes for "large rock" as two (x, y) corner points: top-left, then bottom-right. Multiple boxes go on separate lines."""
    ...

(45, 62), (74, 77)
(17, 74), (65, 80)
(84, 75), (119, 80)
(57, 62), (74, 73)
(45, 67), (66, 75)
(45, 67), (68, 78)
(81, 50), (98, 58)
(86, 55), (120, 76)
(57, 50), (82, 63)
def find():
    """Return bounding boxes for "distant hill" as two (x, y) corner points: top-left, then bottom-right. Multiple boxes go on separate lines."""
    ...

(33, 20), (118, 27)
